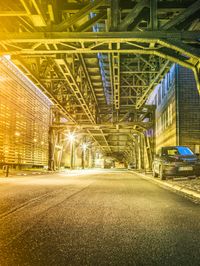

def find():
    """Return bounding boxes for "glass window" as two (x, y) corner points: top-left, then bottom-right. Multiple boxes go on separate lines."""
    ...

(163, 147), (194, 156)
(165, 148), (178, 156)
(158, 87), (161, 105)
(177, 147), (194, 156)
(154, 94), (157, 107)
(162, 79), (165, 98)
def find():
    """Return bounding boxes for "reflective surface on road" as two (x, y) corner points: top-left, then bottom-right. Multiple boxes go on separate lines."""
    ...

(0, 169), (200, 266)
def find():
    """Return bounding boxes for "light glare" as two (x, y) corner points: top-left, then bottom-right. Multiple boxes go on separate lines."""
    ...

(67, 133), (76, 143)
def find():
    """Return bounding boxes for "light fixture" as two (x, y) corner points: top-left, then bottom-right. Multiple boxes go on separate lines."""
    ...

(67, 132), (76, 143)
(15, 131), (20, 137)
(81, 143), (88, 151)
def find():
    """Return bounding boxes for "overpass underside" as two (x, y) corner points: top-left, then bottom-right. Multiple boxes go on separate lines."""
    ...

(0, 0), (199, 169)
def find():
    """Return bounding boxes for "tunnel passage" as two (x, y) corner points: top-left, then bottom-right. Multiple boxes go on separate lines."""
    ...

(0, 0), (199, 170)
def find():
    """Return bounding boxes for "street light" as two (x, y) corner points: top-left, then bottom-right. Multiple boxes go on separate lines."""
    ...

(67, 132), (76, 170)
(67, 132), (76, 143)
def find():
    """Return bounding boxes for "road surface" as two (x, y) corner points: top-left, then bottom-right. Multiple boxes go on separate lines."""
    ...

(0, 169), (200, 266)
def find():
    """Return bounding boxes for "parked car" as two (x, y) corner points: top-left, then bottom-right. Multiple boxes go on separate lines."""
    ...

(152, 146), (200, 180)
(128, 162), (136, 169)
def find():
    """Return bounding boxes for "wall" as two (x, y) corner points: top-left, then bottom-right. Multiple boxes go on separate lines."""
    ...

(177, 66), (200, 153)
(147, 64), (177, 153)
(0, 57), (52, 167)
(147, 64), (200, 154)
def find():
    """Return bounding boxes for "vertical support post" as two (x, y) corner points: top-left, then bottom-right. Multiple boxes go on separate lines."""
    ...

(175, 65), (180, 146)
(193, 65), (200, 95)
(111, 0), (119, 30)
(82, 149), (85, 169)
(70, 142), (74, 170)
(48, 128), (56, 171)
(140, 134), (144, 170)
(138, 135), (142, 170)
(112, 48), (120, 112)
(3, 165), (9, 177)
(57, 146), (63, 170)
(149, 0), (158, 30)
(143, 134), (151, 171)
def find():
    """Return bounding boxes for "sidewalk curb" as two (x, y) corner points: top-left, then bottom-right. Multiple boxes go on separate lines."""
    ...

(134, 171), (200, 201)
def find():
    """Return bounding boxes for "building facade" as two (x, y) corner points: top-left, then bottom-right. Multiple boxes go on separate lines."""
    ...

(0, 57), (52, 168)
(147, 64), (200, 154)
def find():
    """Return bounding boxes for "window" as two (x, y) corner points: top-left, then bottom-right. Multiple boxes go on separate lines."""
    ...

(161, 79), (165, 99)
(168, 103), (173, 125)
(163, 148), (178, 156)
(177, 147), (194, 156)
(166, 73), (170, 90)
(158, 87), (161, 105)
(154, 94), (157, 107)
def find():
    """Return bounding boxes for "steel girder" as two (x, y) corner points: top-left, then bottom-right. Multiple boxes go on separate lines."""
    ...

(0, 0), (200, 162)
(54, 58), (96, 124)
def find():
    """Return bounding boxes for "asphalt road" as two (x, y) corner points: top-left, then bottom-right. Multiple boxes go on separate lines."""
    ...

(0, 169), (200, 266)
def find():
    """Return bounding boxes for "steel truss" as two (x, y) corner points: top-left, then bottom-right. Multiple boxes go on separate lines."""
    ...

(0, 0), (199, 167)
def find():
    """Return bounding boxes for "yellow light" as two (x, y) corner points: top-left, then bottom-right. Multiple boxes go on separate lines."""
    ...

(81, 143), (88, 151)
(0, 76), (6, 82)
(67, 132), (76, 143)
(3, 54), (11, 60)
(55, 145), (62, 149)
(15, 131), (20, 137)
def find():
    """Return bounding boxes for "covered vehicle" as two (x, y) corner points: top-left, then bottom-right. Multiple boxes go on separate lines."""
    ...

(152, 146), (200, 180)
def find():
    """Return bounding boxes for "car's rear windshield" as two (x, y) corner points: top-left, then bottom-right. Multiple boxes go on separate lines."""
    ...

(164, 147), (194, 156)
(177, 147), (194, 155)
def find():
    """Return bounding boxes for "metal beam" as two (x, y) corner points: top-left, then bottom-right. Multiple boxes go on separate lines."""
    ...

(111, 0), (119, 30)
(112, 51), (120, 110)
(11, 59), (77, 123)
(0, 11), (28, 17)
(149, 0), (158, 30)
(136, 60), (171, 109)
(193, 66), (200, 94)
(54, 59), (96, 124)
(118, 0), (149, 31)
(54, 0), (105, 31)
(157, 39), (200, 61)
(78, 54), (99, 107)
(7, 49), (196, 80)
(19, 0), (47, 27)
(100, 129), (112, 152)
(0, 31), (199, 43)
(161, 0), (200, 30)
(87, 130), (106, 152)
(75, 12), (106, 32)
(51, 121), (152, 129)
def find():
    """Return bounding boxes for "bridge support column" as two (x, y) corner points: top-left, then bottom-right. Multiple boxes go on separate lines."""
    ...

(140, 134), (145, 170)
(137, 135), (142, 170)
(143, 135), (153, 172)
(48, 128), (56, 171)
(193, 64), (200, 95)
